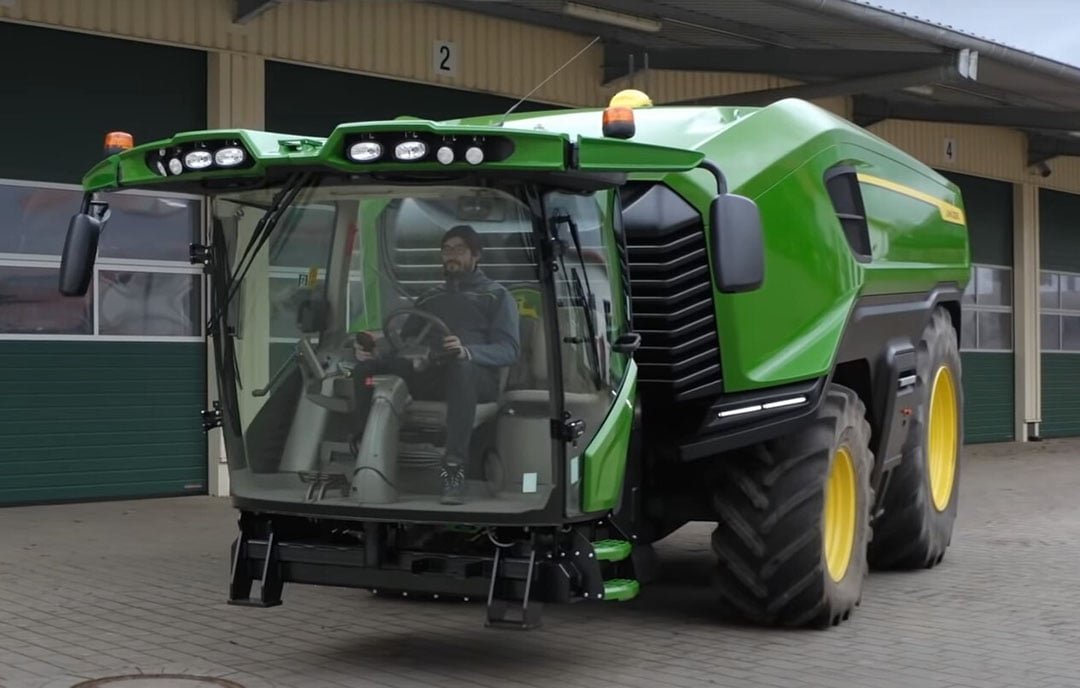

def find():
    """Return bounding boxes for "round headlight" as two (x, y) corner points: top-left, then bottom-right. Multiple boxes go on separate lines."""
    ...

(436, 146), (455, 165)
(215, 147), (246, 167)
(348, 141), (382, 162)
(465, 146), (484, 165)
(394, 140), (427, 161)
(184, 150), (213, 170)
(168, 158), (184, 175)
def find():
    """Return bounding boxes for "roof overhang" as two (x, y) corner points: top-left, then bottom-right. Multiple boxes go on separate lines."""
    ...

(428, 0), (1080, 162)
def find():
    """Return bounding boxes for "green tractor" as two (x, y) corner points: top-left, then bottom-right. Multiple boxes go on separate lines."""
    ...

(59, 91), (969, 629)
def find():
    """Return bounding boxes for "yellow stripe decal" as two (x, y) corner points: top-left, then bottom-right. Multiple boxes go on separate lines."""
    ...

(856, 173), (966, 226)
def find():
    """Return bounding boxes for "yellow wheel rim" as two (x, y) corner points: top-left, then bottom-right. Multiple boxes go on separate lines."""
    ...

(823, 447), (857, 582)
(927, 365), (958, 511)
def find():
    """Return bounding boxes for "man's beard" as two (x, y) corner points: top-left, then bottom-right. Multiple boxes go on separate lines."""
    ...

(443, 260), (469, 277)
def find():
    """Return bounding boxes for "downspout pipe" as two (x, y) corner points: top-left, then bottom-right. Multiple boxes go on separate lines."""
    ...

(776, 0), (1080, 85)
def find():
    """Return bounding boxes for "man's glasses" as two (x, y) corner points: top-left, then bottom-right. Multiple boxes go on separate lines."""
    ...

(441, 244), (471, 256)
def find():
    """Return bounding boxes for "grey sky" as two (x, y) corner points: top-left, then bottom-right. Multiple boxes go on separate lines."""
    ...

(871, 0), (1080, 66)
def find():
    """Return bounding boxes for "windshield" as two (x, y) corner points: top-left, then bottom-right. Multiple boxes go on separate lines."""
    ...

(210, 176), (624, 519)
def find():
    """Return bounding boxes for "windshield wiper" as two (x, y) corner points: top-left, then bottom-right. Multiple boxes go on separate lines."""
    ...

(209, 171), (314, 328)
(552, 212), (603, 388)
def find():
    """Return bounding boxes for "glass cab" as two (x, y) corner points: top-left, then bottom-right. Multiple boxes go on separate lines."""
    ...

(211, 175), (630, 521)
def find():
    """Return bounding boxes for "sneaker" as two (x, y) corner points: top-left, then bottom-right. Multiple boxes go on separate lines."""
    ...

(439, 461), (466, 505)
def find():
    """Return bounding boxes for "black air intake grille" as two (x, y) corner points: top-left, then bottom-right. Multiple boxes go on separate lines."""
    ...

(620, 183), (724, 401)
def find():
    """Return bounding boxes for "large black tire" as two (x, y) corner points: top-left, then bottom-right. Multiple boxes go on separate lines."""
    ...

(868, 307), (962, 570)
(710, 384), (874, 628)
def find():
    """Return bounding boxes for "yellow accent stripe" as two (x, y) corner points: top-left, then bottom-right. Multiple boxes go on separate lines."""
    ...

(856, 173), (967, 226)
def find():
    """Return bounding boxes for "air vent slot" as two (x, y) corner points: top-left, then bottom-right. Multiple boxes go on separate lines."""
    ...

(621, 183), (724, 401)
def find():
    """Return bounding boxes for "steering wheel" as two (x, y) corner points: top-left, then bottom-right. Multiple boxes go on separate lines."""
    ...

(382, 307), (454, 365)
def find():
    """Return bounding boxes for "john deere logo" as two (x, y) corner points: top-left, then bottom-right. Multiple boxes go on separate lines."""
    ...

(514, 290), (540, 319)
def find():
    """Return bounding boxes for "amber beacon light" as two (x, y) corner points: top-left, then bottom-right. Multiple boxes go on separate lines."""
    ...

(603, 89), (653, 139)
(104, 131), (134, 156)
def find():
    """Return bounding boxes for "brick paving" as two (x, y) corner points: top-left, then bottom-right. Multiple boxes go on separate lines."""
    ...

(3, 439), (1080, 688)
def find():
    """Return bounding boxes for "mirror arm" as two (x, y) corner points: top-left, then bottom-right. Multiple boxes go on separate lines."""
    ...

(697, 159), (729, 195)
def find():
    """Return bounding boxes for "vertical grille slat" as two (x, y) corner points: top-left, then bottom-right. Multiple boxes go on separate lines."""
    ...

(621, 183), (724, 401)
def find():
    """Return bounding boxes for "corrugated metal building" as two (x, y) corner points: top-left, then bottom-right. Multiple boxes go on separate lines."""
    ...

(0, 0), (1077, 506)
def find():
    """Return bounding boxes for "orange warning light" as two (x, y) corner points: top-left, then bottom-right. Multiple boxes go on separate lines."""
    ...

(602, 106), (635, 139)
(104, 131), (134, 156)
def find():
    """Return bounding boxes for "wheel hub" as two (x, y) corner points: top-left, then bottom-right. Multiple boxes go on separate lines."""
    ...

(823, 446), (857, 582)
(927, 364), (958, 511)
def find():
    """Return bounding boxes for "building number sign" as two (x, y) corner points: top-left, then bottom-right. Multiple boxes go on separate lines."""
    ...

(944, 137), (957, 162)
(434, 40), (458, 78)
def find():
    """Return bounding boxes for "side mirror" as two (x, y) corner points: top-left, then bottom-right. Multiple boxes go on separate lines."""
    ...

(709, 193), (764, 293)
(58, 212), (105, 297)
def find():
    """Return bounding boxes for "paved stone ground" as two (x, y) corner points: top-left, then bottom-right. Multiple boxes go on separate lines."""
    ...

(3, 440), (1080, 688)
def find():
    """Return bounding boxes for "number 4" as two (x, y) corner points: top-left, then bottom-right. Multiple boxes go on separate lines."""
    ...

(944, 137), (956, 162)
(434, 40), (458, 77)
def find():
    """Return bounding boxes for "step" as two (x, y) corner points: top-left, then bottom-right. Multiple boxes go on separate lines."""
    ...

(591, 539), (632, 563)
(602, 578), (640, 602)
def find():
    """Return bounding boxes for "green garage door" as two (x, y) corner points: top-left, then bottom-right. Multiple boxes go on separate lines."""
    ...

(940, 171), (1015, 444)
(0, 22), (209, 506)
(1037, 188), (1080, 438)
(265, 60), (559, 137)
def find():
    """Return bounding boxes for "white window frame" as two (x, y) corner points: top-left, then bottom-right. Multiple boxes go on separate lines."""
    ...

(0, 177), (206, 343)
(960, 262), (1014, 353)
(1040, 268), (1080, 354)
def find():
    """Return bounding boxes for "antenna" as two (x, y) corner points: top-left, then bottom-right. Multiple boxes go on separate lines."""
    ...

(497, 35), (601, 126)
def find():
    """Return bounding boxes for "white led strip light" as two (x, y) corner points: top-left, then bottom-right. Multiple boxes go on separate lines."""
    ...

(718, 395), (808, 419)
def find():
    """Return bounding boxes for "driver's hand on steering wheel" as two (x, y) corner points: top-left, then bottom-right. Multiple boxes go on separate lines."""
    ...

(443, 335), (467, 360)
(353, 334), (376, 362)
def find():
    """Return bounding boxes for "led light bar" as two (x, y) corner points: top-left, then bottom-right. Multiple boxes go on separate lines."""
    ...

(341, 131), (515, 166)
(145, 139), (254, 177)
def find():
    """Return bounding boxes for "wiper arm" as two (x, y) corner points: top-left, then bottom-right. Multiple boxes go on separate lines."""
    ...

(210, 172), (313, 328)
(552, 212), (603, 388)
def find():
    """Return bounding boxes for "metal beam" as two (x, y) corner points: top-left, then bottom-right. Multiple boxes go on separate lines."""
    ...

(603, 46), (947, 84)
(425, 0), (679, 50)
(853, 95), (1080, 132)
(670, 51), (977, 106)
(771, 0), (1080, 88)
(234, 0), (283, 24)
(1024, 132), (1080, 165)
(580, 0), (814, 48)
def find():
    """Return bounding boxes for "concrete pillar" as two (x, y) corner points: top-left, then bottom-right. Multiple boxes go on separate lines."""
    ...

(206, 52), (266, 497)
(1012, 182), (1041, 441)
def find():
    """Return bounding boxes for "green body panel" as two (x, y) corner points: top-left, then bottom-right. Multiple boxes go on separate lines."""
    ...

(462, 101), (971, 391)
(960, 352), (1015, 444)
(581, 361), (637, 513)
(1041, 355), (1080, 438)
(0, 341), (206, 505)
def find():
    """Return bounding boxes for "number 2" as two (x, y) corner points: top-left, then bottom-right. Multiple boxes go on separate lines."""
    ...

(439, 45), (451, 71)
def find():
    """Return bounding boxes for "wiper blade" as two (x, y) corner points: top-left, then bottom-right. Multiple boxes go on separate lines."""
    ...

(552, 211), (603, 388)
(210, 171), (313, 328)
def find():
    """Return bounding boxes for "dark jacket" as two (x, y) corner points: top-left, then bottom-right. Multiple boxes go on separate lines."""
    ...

(409, 269), (520, 369)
